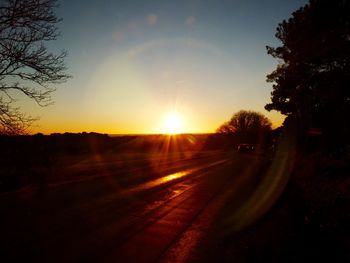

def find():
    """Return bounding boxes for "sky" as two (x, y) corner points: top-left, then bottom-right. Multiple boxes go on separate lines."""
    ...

(22, 0), (308, 134)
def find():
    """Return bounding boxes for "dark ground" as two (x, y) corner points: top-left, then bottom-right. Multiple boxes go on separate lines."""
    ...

(0, 134), (349, 262)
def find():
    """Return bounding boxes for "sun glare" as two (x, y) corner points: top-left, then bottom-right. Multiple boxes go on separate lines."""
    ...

(163, 112), (183, 134)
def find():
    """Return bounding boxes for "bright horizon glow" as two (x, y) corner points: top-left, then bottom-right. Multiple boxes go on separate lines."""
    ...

(162, 112), (183, 134)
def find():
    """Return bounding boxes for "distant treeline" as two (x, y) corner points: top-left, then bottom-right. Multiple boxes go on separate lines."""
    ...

(0, 132), (116, 191)
(0, 131), (279, 192)
(0, 132), (112, 156)
(0, 131), (278, 155)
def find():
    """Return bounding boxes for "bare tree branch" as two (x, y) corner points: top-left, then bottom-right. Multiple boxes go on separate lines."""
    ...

(0, 0), (70, 134)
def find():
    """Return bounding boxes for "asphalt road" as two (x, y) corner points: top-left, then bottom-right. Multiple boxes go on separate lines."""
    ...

(0, 152), (267, 263)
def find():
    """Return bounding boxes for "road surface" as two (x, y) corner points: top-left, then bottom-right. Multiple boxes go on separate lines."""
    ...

(0, 152), (268, 262)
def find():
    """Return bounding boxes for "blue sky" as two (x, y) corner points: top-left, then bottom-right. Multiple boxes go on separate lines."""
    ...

(26, 0), (308, 134)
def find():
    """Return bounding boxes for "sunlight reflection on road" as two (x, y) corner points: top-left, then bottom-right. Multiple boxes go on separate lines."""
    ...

(128, 170), (193, 193)
(126, 159), (228, 194)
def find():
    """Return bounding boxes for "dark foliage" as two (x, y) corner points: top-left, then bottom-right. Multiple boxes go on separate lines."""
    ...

(216, 110), (272, 144)
(265, 0), (350, 150)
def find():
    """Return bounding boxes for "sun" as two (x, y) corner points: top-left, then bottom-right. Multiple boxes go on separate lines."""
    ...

(163, 112), (183, 134)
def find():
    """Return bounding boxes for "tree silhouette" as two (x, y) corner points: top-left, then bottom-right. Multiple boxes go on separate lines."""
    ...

(265, 0), (350, 148)
(216, 110), (272, 143)
(0, 0), (70, 134)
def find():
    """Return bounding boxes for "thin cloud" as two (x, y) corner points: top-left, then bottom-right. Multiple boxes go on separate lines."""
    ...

(176, 80), (186, 85)
(128, 39), (167, 58)
(112, 31), (124, 42)
(147, 14), (158, 25)
(185, 16), (196, 26)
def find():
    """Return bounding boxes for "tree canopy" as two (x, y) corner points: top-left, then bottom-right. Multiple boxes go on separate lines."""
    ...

(216, 110), (272, 143)
(0, 0), (70, 134)
(265, 0), (350, 147)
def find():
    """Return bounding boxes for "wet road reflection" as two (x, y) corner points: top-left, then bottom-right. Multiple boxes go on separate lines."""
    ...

(0, 155), (234, 263)
(126, 159), (228, 194)
(128, 170), (192, 193)
(105, 159), (235, 263)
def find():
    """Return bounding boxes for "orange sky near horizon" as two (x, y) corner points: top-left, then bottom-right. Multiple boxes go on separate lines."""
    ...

(30, 106), (285, 135)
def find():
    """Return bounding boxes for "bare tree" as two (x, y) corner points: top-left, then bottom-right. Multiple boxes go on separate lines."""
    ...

(0, 0), (70, 134)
